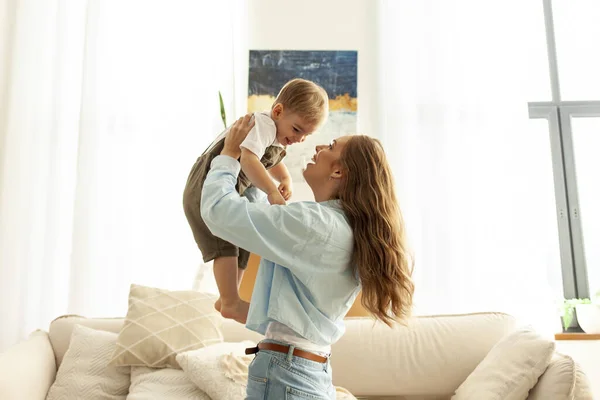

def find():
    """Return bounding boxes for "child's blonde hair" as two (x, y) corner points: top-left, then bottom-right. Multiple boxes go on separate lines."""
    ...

(273, 78), (329, 126)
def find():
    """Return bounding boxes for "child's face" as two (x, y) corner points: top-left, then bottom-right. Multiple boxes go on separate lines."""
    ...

(272, 105), (319, 147)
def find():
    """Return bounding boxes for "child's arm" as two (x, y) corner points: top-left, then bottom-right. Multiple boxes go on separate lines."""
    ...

(268, 162), (291, 183)
(240, 148), (286, 205)
(268, 162), (292, 201)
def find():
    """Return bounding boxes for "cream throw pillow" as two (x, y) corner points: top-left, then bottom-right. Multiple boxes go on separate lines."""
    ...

(528, 353), (594, 400)
(46, 325), (130, 400)
(177, 341), (255, 400)
(177, 342), (357, 400)
(110, 284), (223, 368)
(128, 366), (210, 400)
(452, 328), (555, 400)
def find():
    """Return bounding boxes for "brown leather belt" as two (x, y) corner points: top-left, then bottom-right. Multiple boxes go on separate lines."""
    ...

(245, 342), (329, 364)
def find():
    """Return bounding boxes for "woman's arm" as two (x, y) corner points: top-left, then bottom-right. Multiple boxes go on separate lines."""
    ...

(200, 155), (311, 269)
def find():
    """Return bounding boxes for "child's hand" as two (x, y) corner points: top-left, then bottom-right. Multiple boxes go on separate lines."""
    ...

(267, 191), (287, 206)
(278, 178), (292, 201)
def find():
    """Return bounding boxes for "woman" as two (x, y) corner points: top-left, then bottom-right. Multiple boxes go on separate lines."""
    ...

(201, 114), (414, 399)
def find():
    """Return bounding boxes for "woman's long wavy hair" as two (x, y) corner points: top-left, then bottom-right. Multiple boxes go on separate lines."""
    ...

(337, 135), (414, 326)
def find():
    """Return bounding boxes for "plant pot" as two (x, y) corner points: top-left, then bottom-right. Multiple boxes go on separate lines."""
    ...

(561, 308), (584, 333)
(575, 304), (600, 334)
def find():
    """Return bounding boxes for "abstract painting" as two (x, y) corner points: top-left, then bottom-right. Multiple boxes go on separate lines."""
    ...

(248, 50), (358, 183)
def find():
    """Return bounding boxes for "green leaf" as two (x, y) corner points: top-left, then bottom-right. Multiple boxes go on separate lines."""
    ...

(562, 307), (574, 330)
(219, 91), (227, 128)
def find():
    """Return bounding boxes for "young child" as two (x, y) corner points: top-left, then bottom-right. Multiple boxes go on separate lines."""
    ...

(183, 78), (329, 323)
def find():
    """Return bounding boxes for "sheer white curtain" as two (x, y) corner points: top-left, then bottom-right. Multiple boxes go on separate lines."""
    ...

(0, 0), (246, 350)
(378, 1), (563, 333)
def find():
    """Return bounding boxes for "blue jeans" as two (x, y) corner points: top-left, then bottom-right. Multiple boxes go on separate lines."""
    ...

(245, 340), (335, 400)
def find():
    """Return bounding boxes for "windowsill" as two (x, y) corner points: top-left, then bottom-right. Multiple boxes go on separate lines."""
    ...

(554, 332), (600, 341)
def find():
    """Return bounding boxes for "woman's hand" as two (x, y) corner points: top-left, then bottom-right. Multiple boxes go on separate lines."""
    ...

(221, 114), (255, 159)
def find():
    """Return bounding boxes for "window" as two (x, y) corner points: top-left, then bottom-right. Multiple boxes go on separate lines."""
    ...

(528, 0), (600, 303)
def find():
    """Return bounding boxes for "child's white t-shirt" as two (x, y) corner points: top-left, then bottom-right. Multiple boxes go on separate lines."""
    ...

(240, 112), (284, 159)
(213, 112), (283, 159)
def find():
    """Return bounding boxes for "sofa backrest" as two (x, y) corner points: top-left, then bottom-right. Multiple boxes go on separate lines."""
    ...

(47, 312), (517, 398)
(333, 313), (516, 397)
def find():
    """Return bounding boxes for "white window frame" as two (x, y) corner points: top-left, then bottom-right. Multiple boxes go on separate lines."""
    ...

(529, 0), (600, 300)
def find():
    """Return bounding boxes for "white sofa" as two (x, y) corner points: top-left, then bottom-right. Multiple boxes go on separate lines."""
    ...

(0, 312), (593, 399)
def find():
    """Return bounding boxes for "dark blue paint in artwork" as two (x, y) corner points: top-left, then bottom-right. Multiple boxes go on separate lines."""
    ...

(248, 50), (357, 99)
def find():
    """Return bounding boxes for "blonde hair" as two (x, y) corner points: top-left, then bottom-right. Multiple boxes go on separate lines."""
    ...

(338, 135), (415, 326)
(273, 78), (329, 126)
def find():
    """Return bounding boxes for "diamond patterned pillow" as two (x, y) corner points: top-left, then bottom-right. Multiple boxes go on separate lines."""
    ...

(110, 284), (223, 368)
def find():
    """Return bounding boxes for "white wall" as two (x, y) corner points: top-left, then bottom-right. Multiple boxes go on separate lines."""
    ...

(238, 0), (381, 201)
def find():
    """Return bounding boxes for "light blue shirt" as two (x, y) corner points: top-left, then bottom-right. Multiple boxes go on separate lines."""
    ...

(201, 155), (361, 346)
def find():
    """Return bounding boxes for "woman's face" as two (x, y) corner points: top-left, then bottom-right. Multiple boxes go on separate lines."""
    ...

(303, 135), (351, 187)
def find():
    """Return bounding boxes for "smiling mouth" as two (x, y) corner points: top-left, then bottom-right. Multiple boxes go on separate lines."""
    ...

(285, 138), (292, 145)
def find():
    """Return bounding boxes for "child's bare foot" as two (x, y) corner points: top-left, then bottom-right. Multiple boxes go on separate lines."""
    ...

(220, 299), (250, 324)
(214, 298), (222, 312)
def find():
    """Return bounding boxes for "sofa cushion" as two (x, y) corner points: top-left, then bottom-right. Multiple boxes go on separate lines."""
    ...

(46, 325), (130, 400)
(177, 341), (255, 400)
(331, 312), (517, 397)
(528, 353), (594, 400)
(128, 366), (210, 400)
(110, 284), (223, 368)
(0, 331), (55, 400)
(451, 328), (554, 400)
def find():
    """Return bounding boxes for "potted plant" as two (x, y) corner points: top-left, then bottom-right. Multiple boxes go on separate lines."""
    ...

(560, 298), (590, 332)
(575, 290), (600, 334)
